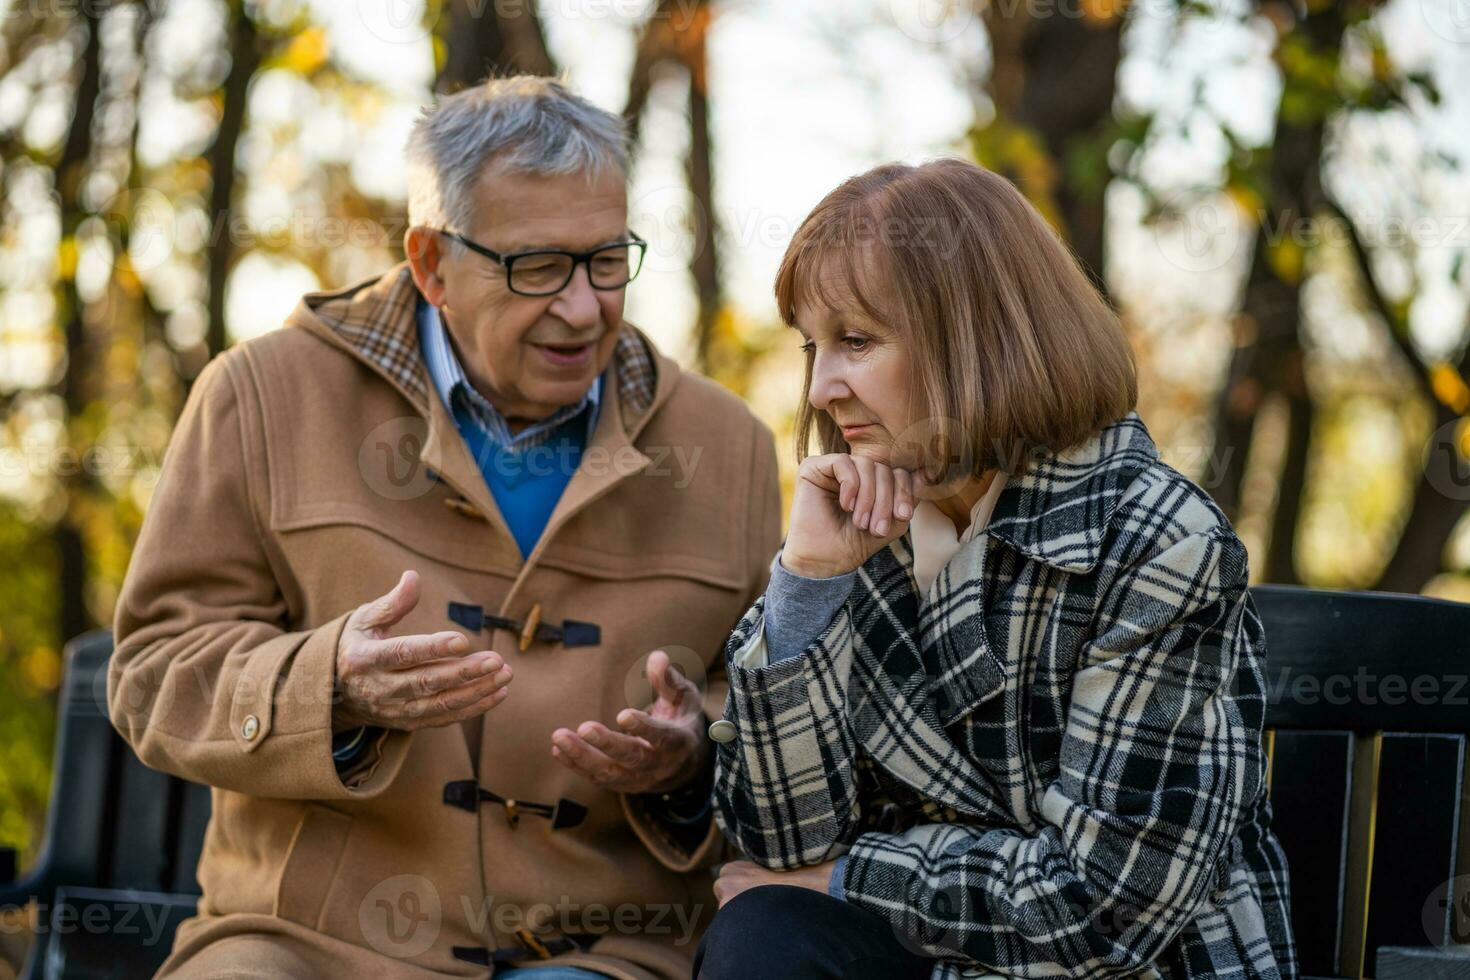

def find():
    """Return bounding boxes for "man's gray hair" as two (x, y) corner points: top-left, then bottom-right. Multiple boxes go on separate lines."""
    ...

(405, 75), (629, 248)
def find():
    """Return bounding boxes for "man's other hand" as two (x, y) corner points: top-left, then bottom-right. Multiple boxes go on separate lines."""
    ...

(551, 649), (708, 794)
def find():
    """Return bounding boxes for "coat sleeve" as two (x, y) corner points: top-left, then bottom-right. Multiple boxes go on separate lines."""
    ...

(711, 571), (868, 869)
(108, 352), (412, 800)
(622, 415), (784, 871)
(839, 528), (1266, 979)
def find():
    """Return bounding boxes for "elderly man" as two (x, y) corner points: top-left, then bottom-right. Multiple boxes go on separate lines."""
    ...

(108, 76), (780, 980)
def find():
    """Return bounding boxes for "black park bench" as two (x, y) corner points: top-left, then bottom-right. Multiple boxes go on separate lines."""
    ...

(4, 585), (1470, 979)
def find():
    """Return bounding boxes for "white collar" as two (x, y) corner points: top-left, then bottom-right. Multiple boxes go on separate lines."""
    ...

(908, 470), (1009, 594)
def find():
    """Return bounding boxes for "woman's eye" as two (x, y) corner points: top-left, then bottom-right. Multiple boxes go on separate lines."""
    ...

(842, 335), (869, 351)
(799, 341), (815, 354)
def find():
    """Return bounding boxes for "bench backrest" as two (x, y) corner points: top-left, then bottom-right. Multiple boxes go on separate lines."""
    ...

(1256, 584), (1470, 979)
(31, 630), (209, 900)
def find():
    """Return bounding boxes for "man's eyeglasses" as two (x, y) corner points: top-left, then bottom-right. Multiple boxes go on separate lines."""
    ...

(438, 229), (647, 297)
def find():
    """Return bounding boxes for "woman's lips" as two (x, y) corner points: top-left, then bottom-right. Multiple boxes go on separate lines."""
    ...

(840, 424), (875, 440)
(533, 342), (594, 367)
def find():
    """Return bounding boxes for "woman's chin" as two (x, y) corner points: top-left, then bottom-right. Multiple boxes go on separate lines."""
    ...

(846, 443), (895, 466)
(850, 442), (933, 473)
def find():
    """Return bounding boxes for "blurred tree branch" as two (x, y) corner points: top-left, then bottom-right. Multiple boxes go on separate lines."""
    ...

(1325, 195), (1470, 592)
(625, 0), (722, 371)
(202, 0), (262, 364)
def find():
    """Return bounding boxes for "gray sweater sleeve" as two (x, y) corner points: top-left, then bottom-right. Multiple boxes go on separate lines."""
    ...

(763, 552), (856, 663)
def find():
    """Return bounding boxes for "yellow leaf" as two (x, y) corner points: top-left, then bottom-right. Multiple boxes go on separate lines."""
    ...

(1372, 47), (1392, 83)
(1081, 0), (1128, 23)
(22, 646), (61, 692)
(282, 27), (329, 76)
(114, 254), (140, 295)
(1225, 185), (1263, 228)
(1266, 238), (1303, 284)
(1429, 361), (1470, 414)
(57, 236), (78, 279)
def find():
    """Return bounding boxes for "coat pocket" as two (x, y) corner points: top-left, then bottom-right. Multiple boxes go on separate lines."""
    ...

(274, 804), (354, 930)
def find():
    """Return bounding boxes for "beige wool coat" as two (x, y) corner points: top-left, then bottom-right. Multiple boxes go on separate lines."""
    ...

(108, 262), (782, 978)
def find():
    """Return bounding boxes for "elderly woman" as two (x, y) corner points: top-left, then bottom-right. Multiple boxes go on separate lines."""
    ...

(695, 159), (1297, 980)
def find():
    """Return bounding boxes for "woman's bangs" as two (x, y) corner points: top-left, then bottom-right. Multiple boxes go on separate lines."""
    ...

(779, 211), (897, 330)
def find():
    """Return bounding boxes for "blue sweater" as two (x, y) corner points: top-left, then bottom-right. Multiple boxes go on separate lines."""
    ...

(417, 299), (600, 558)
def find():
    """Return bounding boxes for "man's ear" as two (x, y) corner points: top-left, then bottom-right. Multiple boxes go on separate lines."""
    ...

(404, 226), (449, 305)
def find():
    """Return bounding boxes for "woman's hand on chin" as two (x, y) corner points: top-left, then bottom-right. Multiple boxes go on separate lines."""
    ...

(781, 453), (916, 579)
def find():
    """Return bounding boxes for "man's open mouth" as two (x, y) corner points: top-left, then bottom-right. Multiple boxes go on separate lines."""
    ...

(533, 342), (595, 366)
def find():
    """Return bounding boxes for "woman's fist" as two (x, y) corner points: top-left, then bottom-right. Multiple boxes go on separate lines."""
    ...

(781, 453), (916, 579)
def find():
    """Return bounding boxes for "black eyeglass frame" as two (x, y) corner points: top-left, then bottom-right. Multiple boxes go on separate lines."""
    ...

(438, 228), (647, 296)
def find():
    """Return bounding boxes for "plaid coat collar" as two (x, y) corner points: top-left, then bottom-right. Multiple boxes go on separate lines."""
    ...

(984, 410), (1162, 575)
(285, 261), (667, 438)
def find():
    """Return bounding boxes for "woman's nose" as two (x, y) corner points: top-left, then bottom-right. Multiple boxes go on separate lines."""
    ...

(808, 353), (850, 411)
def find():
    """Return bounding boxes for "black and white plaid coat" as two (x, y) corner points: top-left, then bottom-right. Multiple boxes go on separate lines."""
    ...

(713, 411), (1297, 980)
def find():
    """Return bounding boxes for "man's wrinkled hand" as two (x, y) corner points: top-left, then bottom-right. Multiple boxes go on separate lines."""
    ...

(551, 649), (708, 794)
(333, 570), (513, 732)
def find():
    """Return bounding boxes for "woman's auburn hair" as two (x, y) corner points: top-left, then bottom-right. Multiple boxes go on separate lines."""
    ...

(774, 157), (1138, 481)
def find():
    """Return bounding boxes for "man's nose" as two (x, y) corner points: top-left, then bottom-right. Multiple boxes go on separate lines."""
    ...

(548, 264), (602, 330)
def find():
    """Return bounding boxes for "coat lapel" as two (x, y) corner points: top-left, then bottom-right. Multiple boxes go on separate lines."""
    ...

(285, 263), (497, 535)
(850, 411), (1163, 809)
(846, 543), (1007, 817)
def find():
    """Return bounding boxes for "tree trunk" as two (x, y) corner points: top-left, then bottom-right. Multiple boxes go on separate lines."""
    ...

(1205, 2), (1342, 586)
(683, 12), (719, 370)
(1377, 394), (1470, 593)
(55, 9), (104, 644)
(624, 0), (720, 369)
(624, 0), (694, 146)
(437, 0), (554, 93)
(115, 0), (173, 382)
(201, 3), (260, 364)
(980, 4), (1123, 299)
